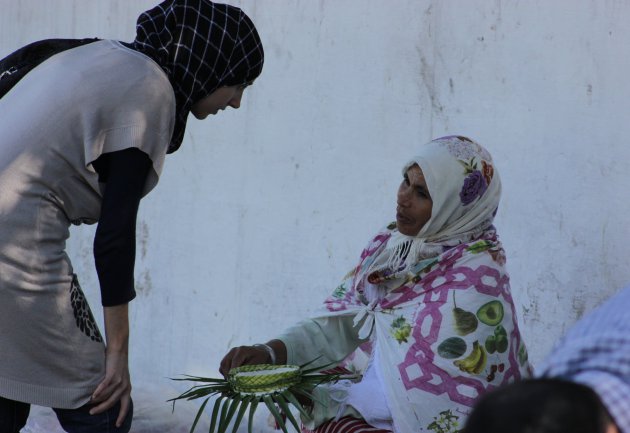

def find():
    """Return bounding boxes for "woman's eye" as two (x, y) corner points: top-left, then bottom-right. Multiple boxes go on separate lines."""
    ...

(416, 188), (429, 198)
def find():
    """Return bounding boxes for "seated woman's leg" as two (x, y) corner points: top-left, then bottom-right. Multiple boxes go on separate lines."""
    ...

(0, 396), (30, 433)
(53, 399), (133, 433)
(302, 416), (392, 433)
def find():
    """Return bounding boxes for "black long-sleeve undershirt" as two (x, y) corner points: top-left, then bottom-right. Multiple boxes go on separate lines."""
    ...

(93, 148), (151, 307)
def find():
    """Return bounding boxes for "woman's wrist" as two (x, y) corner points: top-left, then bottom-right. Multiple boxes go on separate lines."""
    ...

(103, 304), (129, 353)
(253, 343), (276, 364)
(266, 339), (288, 364)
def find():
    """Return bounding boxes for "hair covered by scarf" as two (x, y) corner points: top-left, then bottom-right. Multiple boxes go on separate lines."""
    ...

(360, 135), (502, 283)
(408, 135), (500, 241)
(132, 0), (264, 153)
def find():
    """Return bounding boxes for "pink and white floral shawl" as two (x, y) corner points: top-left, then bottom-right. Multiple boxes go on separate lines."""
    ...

(319, 226), (531, 432)
(314, 137), (532, 432)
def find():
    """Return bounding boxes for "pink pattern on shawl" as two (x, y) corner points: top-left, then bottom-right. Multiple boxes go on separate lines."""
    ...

(322, 227), (528, 409)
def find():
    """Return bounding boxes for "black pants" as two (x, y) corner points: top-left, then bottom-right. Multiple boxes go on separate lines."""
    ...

(0, 396), (133, 433)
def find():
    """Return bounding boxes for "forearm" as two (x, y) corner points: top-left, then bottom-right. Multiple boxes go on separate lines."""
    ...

(277, 315), (366, 368)
(103, 304), (129, 353)
(92, 304), (132, 426)
(220, 316), (365, 376)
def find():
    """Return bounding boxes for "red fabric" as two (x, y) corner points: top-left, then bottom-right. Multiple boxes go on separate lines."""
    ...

(301, 416), (392, 433)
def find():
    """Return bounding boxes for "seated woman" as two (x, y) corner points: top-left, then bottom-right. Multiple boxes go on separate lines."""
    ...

(220, 136), (532, 432)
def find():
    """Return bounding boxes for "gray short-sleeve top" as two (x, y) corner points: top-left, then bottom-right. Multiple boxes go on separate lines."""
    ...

(0, 40), (175, 408)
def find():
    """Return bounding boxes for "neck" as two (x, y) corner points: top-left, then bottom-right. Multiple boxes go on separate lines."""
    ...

(605, 423), (619, 433)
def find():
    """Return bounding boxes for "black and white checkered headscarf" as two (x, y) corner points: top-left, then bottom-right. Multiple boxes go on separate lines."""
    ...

(133, 0), (264, 153)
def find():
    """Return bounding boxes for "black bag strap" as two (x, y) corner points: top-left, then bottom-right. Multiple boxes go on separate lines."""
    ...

(0, 38), (100, 99)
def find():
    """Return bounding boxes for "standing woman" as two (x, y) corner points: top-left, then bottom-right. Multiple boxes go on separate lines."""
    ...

(0, 1), (263, 432)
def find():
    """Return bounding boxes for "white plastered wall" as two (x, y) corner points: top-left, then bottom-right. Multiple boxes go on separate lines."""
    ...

(2, 0), (630, 426)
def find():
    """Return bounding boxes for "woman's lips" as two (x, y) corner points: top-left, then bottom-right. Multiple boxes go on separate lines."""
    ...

(396, 211), (412, 224)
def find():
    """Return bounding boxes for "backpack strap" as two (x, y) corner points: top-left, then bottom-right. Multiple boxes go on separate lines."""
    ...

(0, 38), (100, 99)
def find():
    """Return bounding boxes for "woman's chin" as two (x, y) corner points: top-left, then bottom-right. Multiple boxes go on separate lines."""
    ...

(396, 220), (423, 237)
(396, 224), (415, 237)
(190, 110), (208, 120)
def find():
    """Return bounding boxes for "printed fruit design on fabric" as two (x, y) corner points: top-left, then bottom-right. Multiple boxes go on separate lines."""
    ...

(390, 316), (413, 343)
(436, 293), (507, 381)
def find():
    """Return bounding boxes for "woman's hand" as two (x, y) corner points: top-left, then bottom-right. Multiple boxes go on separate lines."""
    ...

(89, 349), (132, 426)
(219, 345), (270, 377)
(219, 340), (287, 377)
(90, 304), (132, 427)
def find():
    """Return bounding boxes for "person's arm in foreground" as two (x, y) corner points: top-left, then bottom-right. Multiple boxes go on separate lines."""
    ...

(89, 148), (151, 426)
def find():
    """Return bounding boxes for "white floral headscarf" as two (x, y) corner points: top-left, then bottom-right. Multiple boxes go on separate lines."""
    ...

(362, 136), (501, 283)
(406, 135), (500, 241)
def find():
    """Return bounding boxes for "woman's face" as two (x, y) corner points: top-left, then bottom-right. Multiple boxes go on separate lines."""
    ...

(396, 164), (433, 236)
(190, 84), (247, 119)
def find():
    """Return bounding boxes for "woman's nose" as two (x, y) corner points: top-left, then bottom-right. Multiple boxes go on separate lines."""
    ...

(397, 189), (410, 207)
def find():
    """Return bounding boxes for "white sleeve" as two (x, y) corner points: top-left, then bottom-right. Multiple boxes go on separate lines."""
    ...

(277, 314), (367, 369)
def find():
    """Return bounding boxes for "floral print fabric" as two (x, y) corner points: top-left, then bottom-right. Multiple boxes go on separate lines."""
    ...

(321, 225), (532, 432)
(402, 136), (501, 245)
(295, 136), (531, 431)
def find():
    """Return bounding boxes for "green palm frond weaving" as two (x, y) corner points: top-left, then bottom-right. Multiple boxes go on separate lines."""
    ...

(170, 362), (357, 433)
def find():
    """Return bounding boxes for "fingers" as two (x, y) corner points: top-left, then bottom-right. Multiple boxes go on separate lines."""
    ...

(89, 393), (118, 416)
(90, 376), (118, 404)
(219, 346), (269, 377)
(90, 381), (108, 403)
(89, 378), (131, 415)
(89, 353), (131, 419)
(219, 347), (241, 377)
(90, 371), (128, 404)
(116, 393), (132, 428)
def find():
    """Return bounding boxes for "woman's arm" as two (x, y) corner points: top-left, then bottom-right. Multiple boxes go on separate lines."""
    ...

(90, 304), (131, 427)
(220, 314), (366, 376)
(89, 148), (151, 427)
(92, 148), (151, 306)
(278, 315), (366, 367)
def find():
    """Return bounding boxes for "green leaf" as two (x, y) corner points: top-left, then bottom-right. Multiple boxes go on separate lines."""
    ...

(172, 375), (226, 383)
(275, 393), (301, 432)
(172, 359), (356, 433)
(281, 391), (310, 419)
(291, 387), (324, 406)
(263, 395), (288, 433)
(299, 357), (323, 369)
(209, 395), (225, 433)
(218, 395), (242, 433)
(247, 398), (259, 433)
(298, 373), (345, 388)
(231, 395), (253, 433)
(170, 383), (229, 402)
(217, 396), (232, 433)
(300, 361), (337, 375)
(188, 396), (209, 433)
